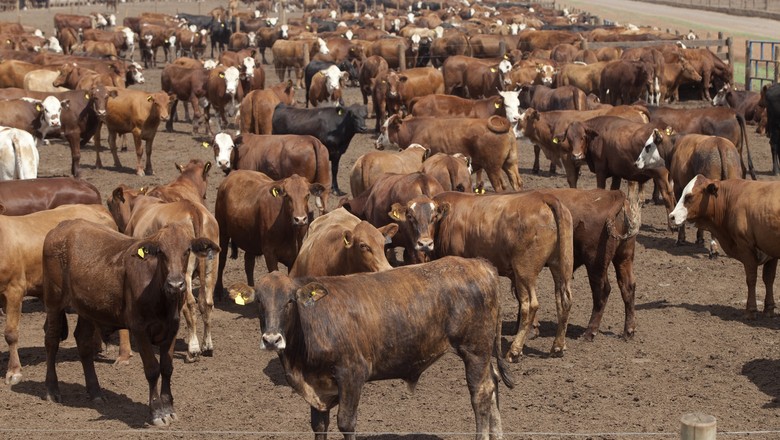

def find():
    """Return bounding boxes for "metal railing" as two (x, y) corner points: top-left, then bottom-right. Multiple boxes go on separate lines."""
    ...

(745, 40), (780, 91)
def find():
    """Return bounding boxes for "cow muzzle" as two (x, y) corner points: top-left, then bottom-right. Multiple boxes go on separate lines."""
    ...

(165, 276), (186, 294)
(292, 215), (308, 226)
(261, 332), (286, 350)
(415, 238), (434, 252)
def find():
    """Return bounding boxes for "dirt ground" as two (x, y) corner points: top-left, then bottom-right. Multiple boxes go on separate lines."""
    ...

(1, 1), (780, 439)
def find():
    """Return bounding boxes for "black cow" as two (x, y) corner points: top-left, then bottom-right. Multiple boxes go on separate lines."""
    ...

(761, 84), (780, 175)
(248, 256), (513, 439)
(209, 19), (232, 58)
(272, 103), (368, 196)
(175, 13), (214, 30)
(303, 59), (359, 108)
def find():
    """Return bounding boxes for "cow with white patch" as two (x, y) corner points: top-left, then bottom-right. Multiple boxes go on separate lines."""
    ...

(205, 65), (242, 136)
(0, 127), (38, 180)
(308, 64), (347, 107)
(27, 96), (67, 145)
(669, 176), (780, 318)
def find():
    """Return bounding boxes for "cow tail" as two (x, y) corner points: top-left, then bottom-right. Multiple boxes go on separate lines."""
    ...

(606, 182), (642, 240)
(573, 88), (582, 111)
(737, 114), (757, 180)
(543, 194), (574, 312)
(11, 132), (22, 179)
(494, 308), (515, 389)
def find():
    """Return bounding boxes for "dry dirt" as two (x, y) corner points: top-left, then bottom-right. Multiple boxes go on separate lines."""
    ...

(1, 2), (780, 439)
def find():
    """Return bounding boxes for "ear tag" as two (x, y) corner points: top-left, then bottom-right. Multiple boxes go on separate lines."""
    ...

(552, 137), (559, 144)
(35, 104), (41, 111)
(84, 92), (89, 99)
(503, 53), (509, 59)
(338, 108), (343, 116)
(202, 141), (209, 148)
(343, 236), (350, 246)
(272, 187), (280, 197)
(665, 127), (672, 135)
(494, 102), (501, 109)
(146, 95), (153, 101)
(234, 294), (246, 306)
(490, 67), (497, 73)
(219, 72), (225, 78)
(391, 210), (400, 219)
(137, 247), (146, 259)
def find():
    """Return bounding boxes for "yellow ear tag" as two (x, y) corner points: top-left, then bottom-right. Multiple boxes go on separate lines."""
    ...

(234, 294), (246, 306)
(202, 141), (209, 148)
(219, 72), (225, 78)
(5, 39), (10, 44)
(494, 102), (501, 109)
(84, 92), (89, 99)
(272, 187), (280, 197)
(479, 188), (486, 194)
(146, 95), (153, 102)
(391, 210), (400, 219)
(35, 104), (41, 111)
(552, 137), (559, 144)
(137, 247), (145, 259)
(343, 236), (350, 246)
(665, 127), (672, 135)
(338, 108), (343, 116)
(490, 67), (497, 73)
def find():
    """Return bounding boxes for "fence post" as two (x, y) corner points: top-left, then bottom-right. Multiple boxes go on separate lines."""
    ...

(303, 42), (310, 68)
(498, 40), (506, 59)
(680, 413), (716, 440)
(774, 48), (780, 85)
(717, 31), (723, 53)
(745, 40), (752, 91)
(726, 36), (733, 67)
(235, 16), (241, 33)
(398, 44), (406, 71)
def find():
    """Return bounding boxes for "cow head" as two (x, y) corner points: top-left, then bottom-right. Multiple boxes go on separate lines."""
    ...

(320, 65), (348, 96)
(88, 85), (118, 120)
(167, 35), (177, 50)
(497, 90), (521, 124)
(254, 271), (300, 350)
(147, 92), (173, 122)
(337, 59), (360, 85)
(343, 221), (398, 273)
(210, 132), (235, 173)
(247, 32), (257, 46)
(203, 59), (218, 70)
(127, 62), (145, 85)
(680, 57), (702, 83)
(515, 107), (539, 139)
(132, 223), (220, 299)
(635, 127), (673, 169)
(376, 114), (403, 150)
(535, 63), (557, 86)
(280, 24), (289, 39)
(106, 184), (143, 232)
(241, 56), (256, 78)
(271, 174), (325, 227)
(552, 120), (597, 163)
(34, 96), (67, 130)
(410, 33), (421, 54)
(389, 196), (449, 261)
(219, 66), (241, 97)
(668, 174), (715, 226)
(316, 37), (330, 55)
(52, 63), (77, 89)
(712, 83), (731, 107)
(174, 159), (212, 201)
(121, 27), (135, 49)
(451, 153), (474, 192)
(343, 104), (368, 134)
(45, 36), (63, 53)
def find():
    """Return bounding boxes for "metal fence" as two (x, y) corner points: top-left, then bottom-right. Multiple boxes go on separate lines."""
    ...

(746, 40), (780, 91)
(635, 0), (780, 14)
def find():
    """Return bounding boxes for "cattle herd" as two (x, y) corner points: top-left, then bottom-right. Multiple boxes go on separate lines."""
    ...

(0, 0), (779, 437)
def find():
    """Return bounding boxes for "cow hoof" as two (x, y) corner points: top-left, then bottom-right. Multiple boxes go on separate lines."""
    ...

(763, 308), (776, 318)
(332, 188), (347, 197)
(46, 392), (61, 403)
(91, 395), (106, 404)
(114, 353), (132, 366)
(581, 331), (597, 342)
(185, 352), (200, 363)
(201, 348), (214, 357)
(550, 347), (565, 358)
(504, 351), (521, 363)
(151, 417), (169, 427)
(5, 372), (21, 386)
(43, 139), (50, 146)
(136, 170), (145, 176)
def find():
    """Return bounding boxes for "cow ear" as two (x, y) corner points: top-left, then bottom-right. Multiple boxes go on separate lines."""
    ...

(203, 161), (212, 177)
(60, 99), (70, 109)
(706, 183), (718, 196)
(379, 223), (399, 239)
(436, 202), (450, 218)
(190, 237), (220, 256)
(134, 242), (160, 260)
(295, 282), (329, 307)
(175, 162), (184, 173)
(342, 230), (354, 248)
(146, 95), (154, 102)
(309, 183), (325, 196)
(585, 128), (600, 141)
(109, 89), (119, 98)
(388, 202), (406, 221)
(270, 185), (285, 198)
(399, 75), (408, 82)
(112, 186), (125, 203)
(0, 203), (5, 215)
(201, 141), (211, 149)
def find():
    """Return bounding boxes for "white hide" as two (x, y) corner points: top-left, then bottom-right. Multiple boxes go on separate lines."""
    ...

(213, 132), (235, 171)
(669, 175), (700, 225)
(498, 90), (521, 124)
(242, 56), (256, 77)
(634, 130), (665, 170)
(0, 127), (39, 180)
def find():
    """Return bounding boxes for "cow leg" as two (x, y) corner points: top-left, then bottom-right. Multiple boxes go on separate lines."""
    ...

(310, 407), (330, 440)
(676, 223), (688, 245)
(3, 288), (23, 385)
(115, 329), (133, 365)
(66, 133), (82, 178)
(135, 331), (177, 426)
(199, 254), (217, 356)
(166, 99), (178, 132)
(462, 353), (496, 440)
(531, 145), (541, 174)
(762, 259), (778, 316)
(107, 130), (122, 169)
(562, 160), (579, 188)
(330, 153), (346, 196)
(772, 140), (780, 176)
(74, 317), (104, 402)
(743, 258), (760, 319)
(245, 252), (258, 285)
(506, 276), (537, 363)
(44, 309), (66, 401)
(550, 264), (573, 356)
(501, 160), (523, 191)
(182, 252), (201, 362)
(94, 121), (104, 168)
(485, 168), (505, 193)
(614, 250), (638, 340)
(695, 228), (705, 245)
(583, 263), (610, 342)
(609, 176), (622, 191)
(335, 375), (365, 440)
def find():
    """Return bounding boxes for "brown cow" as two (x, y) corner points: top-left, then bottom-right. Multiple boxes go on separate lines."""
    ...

(429, 190), (574, 361)
(289, 207), (398, 277)
(246, 257), (512, 439)
(599, 60), (654, 105)
(140, 23), (177, 68)
(0, 177), (101, 215)
(209, 133), (331, 213)
(422, 152), (473, 192)
(308, 64), (348, 107)
(712, 83), (763, 130)
(145, 159), (212, 205)
(359, 55), (388, 111)
(42, 220), (219, 426)
(349, 143), (429, 196)
(0, 204), (115, 385)
(442, 55), (512, 98)
(0, 60), (60, 89)
(636, 133), (742, 244)
(367, 37), (408, 69)
(214, 171), (325, 297)
(53, 14), (92, 37)
(82, 27), (136, 60)
(647, 106), (755, 180)
(94, 89), (173, 176)
(410, 94), (507, 120)
(669, 177), (780, 318)
(52, 63), (117, 90)
(272, 39), (315, 88)
(377, 115), (522, 192)
(382, 67), (444, 114)
(106, 190), (220, 362)
(205, 65), (243, 135)
(677, 48), (733, 101)
(517, 84), (587, 112)
(342, 172), (445, 264)
(238, 81), (295, 135)
(554, 61), (609, 96)
(161, 64), (209, 133)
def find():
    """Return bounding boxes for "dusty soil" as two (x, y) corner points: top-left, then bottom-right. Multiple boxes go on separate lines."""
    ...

(1, 2), (780, 439)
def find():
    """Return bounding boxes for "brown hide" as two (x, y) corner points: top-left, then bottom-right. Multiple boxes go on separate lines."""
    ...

(349, 144), (428, 196)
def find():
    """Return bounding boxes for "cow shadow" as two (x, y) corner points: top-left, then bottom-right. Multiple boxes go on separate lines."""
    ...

(10, 345), (81, 369)
(742, 358), (780, 408)
(499, 320), (586, 358)
(675, 302), (780, 330)
(635, 226), (712, 257)
(10, 380), (150, 427)
(262, 357), (288, 387)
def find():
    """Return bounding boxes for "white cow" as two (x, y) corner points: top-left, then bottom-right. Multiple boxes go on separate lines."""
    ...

(0, 127), (39, 180)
